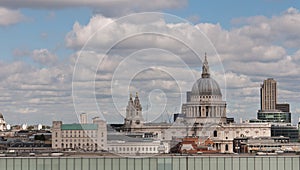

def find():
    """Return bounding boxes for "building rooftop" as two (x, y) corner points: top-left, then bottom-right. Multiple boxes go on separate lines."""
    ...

(108, 134), (158, 143)
(61, 124), (98, 130)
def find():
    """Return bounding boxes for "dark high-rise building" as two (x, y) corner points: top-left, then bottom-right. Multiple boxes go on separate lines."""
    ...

(275, 103), (290, 112)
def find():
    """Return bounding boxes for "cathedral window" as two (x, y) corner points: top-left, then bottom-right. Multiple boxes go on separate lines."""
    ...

(213, 130), (217, 137)
(206, 106), (209, 117)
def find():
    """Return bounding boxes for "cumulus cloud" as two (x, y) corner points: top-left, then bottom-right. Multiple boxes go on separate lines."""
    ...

(234, 7), (300, 48)
(3, 7), (300, 124)
(0, 7), (26, 26)
(0, 0), (186, 17)
(64, 9), (300, 123)
(31, 49), (58, 66)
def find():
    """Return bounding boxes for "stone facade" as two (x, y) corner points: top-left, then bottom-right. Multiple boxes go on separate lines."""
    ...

(118, 55), (272, 153)
(181, 55), (227, 123)
(124, 92), (144, 129)
(52, 118), (107, 151)
(107, 138), (169, 154)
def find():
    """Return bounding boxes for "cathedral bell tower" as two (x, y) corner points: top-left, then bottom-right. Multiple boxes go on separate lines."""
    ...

(124, 92), (144, 129)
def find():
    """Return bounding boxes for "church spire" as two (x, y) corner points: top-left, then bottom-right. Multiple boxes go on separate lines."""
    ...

(134, 92), (142, 111)
(201, 53), (210, 78)
(129, 93), (133, 104)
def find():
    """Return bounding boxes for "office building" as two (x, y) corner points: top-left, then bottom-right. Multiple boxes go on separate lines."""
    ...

(52, 117), (107, 151)
(258, 78), (291, 123)
(261, 78), (277, 110)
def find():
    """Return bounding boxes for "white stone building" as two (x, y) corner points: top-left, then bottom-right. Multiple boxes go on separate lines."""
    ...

(181, 55), (227, 124)
(124, 92), (144, 129)
(115, 54), (272, 153)
(52, 117), (107, 151)
(107, 134), (169, 154)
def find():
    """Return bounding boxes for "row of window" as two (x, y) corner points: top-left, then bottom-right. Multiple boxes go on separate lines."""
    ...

(55, 131), (104, 138)
(63, 130), (96, 134)
(108, 146), (157, 152)
(55, 143), (104, 149)
(61, 134), (97, 138)
(57, 138), (105, 143)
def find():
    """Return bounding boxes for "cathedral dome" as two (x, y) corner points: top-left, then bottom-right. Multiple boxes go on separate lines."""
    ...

(191, 54), (222, 96)
(191, 77), (222, 96)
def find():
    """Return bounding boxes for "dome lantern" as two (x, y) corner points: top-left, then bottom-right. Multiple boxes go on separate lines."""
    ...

(191, 54), (222, 97)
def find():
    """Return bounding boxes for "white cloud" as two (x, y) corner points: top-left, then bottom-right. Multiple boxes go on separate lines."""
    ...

(236, 7), (300, 48)
(31, 49), (58, 66)
(17, 108), (38, 114)
(63, 9), (300, 124)
(0, 7), (26, 26)
(3, 7), (300, 124)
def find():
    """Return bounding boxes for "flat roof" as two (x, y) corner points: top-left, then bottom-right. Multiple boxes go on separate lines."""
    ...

(61, 124), (98, 130)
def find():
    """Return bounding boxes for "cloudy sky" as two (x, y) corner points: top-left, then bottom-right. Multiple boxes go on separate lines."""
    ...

(1, 0), (300, 125)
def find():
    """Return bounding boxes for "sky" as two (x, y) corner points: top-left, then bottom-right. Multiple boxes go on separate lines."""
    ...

(0, 0), (300, 125)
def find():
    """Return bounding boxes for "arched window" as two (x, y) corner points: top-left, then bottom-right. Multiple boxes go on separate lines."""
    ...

(225, 144), (228, 151)
(213, 130), (217, 137)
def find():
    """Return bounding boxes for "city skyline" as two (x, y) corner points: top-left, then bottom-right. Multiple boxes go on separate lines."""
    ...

(0, 1), (300, 125)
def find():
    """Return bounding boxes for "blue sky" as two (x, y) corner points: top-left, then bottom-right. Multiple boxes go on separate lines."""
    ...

(1, 0), (299, 61)
(0, 0), (300, 125)
(174, 0), (300, 26)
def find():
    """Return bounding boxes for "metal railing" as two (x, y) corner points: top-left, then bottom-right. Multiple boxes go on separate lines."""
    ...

(0, 156), (299, 170)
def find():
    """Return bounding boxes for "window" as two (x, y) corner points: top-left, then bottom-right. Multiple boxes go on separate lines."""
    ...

(213, 130), (217, 137)
(225, 144), (228, 151)
(206, 106), (209, 117)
